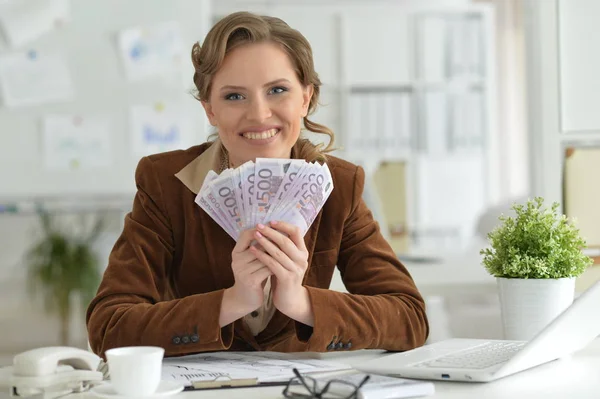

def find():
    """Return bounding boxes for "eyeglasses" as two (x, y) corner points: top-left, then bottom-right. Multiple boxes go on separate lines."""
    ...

(282, 368), (370, 399)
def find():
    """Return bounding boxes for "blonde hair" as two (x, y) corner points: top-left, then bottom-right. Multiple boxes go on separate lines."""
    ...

(190, 11), (334, 162)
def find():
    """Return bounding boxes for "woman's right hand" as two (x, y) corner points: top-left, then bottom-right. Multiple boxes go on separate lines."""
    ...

(219, 228), (272, 326)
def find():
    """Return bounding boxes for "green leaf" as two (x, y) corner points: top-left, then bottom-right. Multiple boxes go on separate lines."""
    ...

(480, 197), (594, 279)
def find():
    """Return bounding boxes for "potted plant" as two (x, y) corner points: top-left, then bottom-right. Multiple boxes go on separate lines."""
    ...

(480, 197), (593, 340)
(25, 210), (104, 346)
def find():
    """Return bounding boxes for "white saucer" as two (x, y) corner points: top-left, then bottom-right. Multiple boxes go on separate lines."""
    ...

(89, 380), (184, 399)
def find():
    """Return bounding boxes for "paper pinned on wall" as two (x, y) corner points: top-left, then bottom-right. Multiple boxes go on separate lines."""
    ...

(423, 91), (448, 154)
(0, 51), (74, 107)
(0, 0), (70, 48)
(130, 103), (194, 157)
(42, 115), (113, 170)
(117, 21), (185, 81)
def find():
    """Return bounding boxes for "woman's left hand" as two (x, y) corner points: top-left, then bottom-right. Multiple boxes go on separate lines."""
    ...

(250, 220), (314, 326)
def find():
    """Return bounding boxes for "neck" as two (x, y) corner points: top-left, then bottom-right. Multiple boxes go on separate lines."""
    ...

(228, 152), (294, 168)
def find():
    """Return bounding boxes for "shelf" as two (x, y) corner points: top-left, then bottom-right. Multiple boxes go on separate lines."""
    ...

(560, 131), (600, 143)
(0, 194), (134, 215)
(411, 80), (486, 91)
(346, 79), (485, 94)
(348, 83), (413, 93)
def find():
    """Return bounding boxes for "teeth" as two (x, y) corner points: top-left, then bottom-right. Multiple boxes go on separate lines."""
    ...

(242, 128), (278, 140)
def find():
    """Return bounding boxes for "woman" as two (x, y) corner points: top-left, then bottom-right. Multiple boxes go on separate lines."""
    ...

(86, 11), (428, 357)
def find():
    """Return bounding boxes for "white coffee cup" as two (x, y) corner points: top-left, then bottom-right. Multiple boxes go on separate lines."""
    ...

(105, 346), (165, 397)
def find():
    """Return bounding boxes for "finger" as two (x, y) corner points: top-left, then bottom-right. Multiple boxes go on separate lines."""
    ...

(268, 220), (306, 251)
(254, 229), (296, 271)
(256, 223), (292, 248)
(233, 228), (257, 253)
(232, 249), (258, 266)
(252, 242), (265, 252)
(235, 259), (265, 276)
(248, 239), (265, 252)
(258, 223), (305, 264)
(250, 246), (288, 280)
(248, 267), (273, 286)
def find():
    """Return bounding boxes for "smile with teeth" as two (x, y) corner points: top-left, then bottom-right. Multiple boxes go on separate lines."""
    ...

(241, 128), (279, 140)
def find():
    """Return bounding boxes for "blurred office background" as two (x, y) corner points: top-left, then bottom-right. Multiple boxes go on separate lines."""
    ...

(0, 0), (599, 363)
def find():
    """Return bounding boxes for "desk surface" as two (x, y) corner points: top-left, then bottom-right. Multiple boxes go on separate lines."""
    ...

(75, 338), (600, 399)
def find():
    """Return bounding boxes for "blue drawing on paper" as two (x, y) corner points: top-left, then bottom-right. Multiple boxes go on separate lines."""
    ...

(130, 41), (148, 61)
(143, 125), (180, 146)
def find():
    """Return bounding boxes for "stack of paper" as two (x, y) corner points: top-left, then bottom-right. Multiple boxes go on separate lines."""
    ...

(196, 158), (334, 240)
(310, 372), (435, 399)
(161, 352), (352, 386)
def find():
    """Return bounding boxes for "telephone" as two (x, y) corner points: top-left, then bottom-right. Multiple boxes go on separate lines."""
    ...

(0, 347), (104, 398)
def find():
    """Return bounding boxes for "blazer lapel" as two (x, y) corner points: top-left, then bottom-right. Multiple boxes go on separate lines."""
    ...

(302, 210), (323, 283)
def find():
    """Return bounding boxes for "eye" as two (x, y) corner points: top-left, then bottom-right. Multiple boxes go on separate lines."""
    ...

(268, 86), (288, 95)
(224, 93), (244, 101)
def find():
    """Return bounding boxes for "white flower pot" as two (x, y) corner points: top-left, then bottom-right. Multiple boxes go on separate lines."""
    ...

(497, 277), (575, 341)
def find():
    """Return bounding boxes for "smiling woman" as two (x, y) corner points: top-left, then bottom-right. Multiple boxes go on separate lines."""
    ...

(86, 11), (429, 359)
(191, 12), (334, 166)
(199, 42), (312, 166)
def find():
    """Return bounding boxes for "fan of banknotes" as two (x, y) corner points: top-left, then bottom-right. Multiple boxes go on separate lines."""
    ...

(195, 158), (334, 241)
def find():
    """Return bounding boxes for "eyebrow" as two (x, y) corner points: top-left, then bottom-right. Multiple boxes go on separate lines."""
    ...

(219, 78), (292, 92)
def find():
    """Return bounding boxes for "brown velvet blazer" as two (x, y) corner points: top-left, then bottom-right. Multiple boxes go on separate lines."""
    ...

(86, 140), (429, 358)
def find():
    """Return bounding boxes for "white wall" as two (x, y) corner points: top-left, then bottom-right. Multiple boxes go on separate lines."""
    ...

(524, 0), (600, 290)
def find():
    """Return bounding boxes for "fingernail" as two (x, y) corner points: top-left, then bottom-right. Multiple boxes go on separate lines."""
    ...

(257, 223), (265, 230)
(270, 220), (278, 225)
(255, 231), (263, 238)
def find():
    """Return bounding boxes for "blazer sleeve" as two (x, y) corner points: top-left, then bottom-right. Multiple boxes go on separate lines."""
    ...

(86, 157), (234, 358)
(272, 165), (429, 352)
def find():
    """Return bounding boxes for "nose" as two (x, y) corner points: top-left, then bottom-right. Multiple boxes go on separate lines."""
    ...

(246, 96), (272, 122)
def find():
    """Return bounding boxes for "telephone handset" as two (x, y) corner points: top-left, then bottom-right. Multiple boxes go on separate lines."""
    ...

(0, 346), (104, 398)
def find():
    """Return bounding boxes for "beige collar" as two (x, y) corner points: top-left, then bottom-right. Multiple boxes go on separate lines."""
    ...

(174, 139), (224, 194)
(175, 138), (303, 194)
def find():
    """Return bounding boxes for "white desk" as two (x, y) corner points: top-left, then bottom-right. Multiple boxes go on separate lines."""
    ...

(75, 338), (600, 399)
(401, 242), (497, 298)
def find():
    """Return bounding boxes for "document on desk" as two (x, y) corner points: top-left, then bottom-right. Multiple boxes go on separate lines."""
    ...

(161, 351), (353, 386)
(311, 372), (435, 399)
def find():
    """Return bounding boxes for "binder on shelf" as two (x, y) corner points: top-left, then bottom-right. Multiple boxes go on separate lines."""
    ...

(563, 146), (600, 265)
(422, 91), (449, 154)
(372, 161), (409, 253)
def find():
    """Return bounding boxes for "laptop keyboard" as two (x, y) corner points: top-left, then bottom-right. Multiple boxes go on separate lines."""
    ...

(412, 341), (526, 370)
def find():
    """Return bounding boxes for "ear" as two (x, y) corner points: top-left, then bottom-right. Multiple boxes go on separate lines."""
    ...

(201, 101), (217, 126)
(301, 84), (314, 117)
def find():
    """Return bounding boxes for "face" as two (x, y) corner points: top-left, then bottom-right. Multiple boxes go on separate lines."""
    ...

(202, 41), (313, 167)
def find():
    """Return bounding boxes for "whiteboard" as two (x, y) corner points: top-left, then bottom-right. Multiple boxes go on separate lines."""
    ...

(0, 0), (211, 199)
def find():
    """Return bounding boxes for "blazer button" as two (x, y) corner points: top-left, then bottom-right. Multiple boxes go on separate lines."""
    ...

(335, 342), (344, 350)
(190, 334), (199, 343)
(181, 335), (190, 344)
(344, 342), (352, 350)
(251, 311), (259, 318)
(172, 336), (181, 345)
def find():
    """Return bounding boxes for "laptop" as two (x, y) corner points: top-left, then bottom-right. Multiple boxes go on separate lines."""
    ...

(357, 280), (600, 382)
